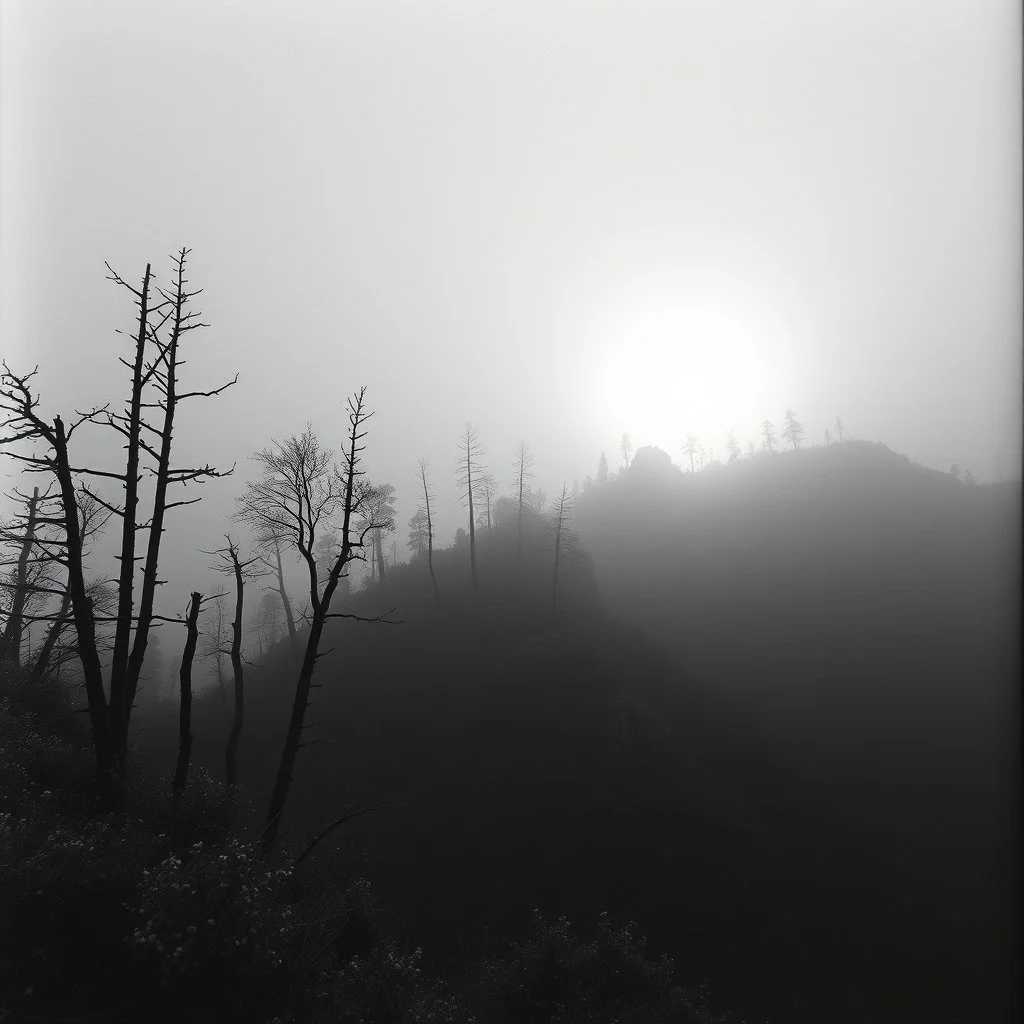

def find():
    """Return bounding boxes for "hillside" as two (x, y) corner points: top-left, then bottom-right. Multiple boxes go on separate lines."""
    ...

(139, 441), (1020, 1024)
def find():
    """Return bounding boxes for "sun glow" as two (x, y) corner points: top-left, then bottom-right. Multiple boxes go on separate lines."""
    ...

(585, 281), (793, 460)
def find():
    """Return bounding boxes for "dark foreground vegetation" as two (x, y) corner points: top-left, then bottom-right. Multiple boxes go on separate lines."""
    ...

(0, 662), (741, 1024)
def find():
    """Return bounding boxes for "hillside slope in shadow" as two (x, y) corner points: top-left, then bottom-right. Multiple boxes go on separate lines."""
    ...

(141, 441), (1020, 1024)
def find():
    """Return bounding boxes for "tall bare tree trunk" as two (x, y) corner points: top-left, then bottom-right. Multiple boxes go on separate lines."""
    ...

(30, 586), (71, 683)
(172, 592), (201, 798)
(373, 529), (387, 582)
(53, 418), (115, 775)
(122, 272), (183, 759)
(225, 553), (246, 790)
(107, 265), (151, 765)
(262, 564), (343, 853)
(1, 486), (38, 664)
(466, 456), (478, 594)
(272, 537), (297, 650)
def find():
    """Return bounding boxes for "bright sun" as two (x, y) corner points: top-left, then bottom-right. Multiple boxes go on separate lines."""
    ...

(586, 282), (792, 459)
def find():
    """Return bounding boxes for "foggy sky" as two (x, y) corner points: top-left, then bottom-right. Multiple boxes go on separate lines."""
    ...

(1, 1), (1021, 609)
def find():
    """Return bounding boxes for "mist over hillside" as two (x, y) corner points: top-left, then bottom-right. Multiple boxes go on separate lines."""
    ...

(132, 439), (1020, 1024)
(2, 4), (1020, 1022)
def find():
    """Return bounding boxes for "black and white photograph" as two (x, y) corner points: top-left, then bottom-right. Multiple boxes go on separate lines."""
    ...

(0, 2), (1020, 1022)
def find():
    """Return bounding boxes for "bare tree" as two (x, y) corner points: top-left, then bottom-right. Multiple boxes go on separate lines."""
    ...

(1, 366), (121, 774)
(511, 442), (535, 563)
(235, 396), (395, 852)
(407, 509), (428, 560)
(781, 409), (805, 450)
(620, 433), (633, 469)
(477, 472), (497, 531)
(0, 486), (40, 663)
(113, 251), (236, 762)
(27, 492), (113, 684)
(199, 599), (230, 706)
(254, 530), (298, 652)
(360, 482), (397, 583)
(457, 424), (484, 592)
(549, 484), (577, 613)
(172, 591), (203, 802)
(682, 434), (698, 473)
(835, 416), (846, 443)
(761, 420), (777, 454)
(0, 253), (234, 776)
(416, 457), (439, 602)
(208, 536), (261, 790)
(726, 430), (741, 463)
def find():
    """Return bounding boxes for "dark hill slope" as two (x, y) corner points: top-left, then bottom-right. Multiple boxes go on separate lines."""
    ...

(575, 440), (1021, 1018)
(138, 450), (1020, 1023)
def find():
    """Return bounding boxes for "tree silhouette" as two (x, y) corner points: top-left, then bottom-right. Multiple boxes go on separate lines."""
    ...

(682, 434), (698, 473)
(199, 598), (230, 707)
(477, 472), (498, 531)
(0, 486), (40, 664)
(0, 253), (234, 776)
(457, 424), (485, 592)
(361, 482), (397, 583)
(108, 251), (236, 766)
(416, 457), (439, 602)
(512, 442), (535, 563)
(549, 484), (577, 613)
(207, 537), (263, 790)
(781, 409), (805, 450)
(824, 428), (833, 447)
(235, 396), (395, 852)
(171, 590), (204, 802)
(835, 416), (846, 443)
(726, 430), (741, 463)
(761, 420), (777, 454)
(254, 531), (297, 652)
(620, 433), (634, 469)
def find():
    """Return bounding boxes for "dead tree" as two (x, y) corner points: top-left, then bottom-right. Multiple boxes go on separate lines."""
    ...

(114, 250), (236, 763)
(199, 599), (230, 706)
(549, 484), (577, 613)
(416, 457), (439, 602)
(511, 441), (534, 564)
(255, 530), (298, 651)
(620, 433), (633, 470)
(208, 536), (261, 790)
(360, 482), (397, 584)
(172, 591), (203, 800)
(682, 434), (698, 473)
(0, 252), (234, 775)
(477, 473), (497, 531)
(28, 492), (112, 683)
(0, 486), (39, 663)
(234, 397), (397, 853)
(782, 409), (805, 450)
(1, 368), (118, 772)
(457, 424), (484, 593)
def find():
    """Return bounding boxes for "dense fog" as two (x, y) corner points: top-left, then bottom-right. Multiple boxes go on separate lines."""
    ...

(0, 3), (1020, 1023)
